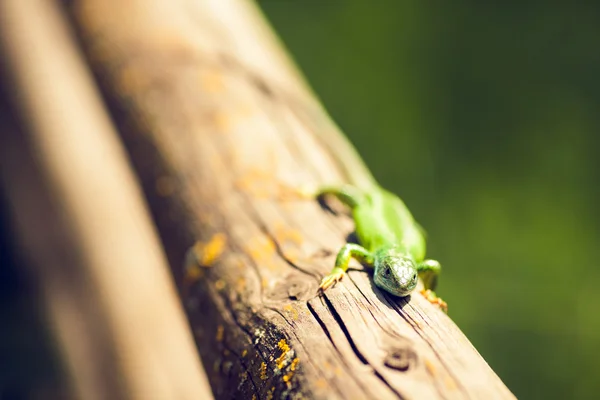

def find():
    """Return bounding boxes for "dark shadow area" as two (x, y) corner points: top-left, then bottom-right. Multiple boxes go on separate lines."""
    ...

(0, 191), (65, 399)
(0, 82), (67, 399)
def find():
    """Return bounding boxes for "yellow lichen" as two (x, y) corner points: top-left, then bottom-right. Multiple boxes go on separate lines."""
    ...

(234, 170), (272, 198)
(266, 387), (275, 400)
(214, 279), (226, 291)
(445, 376), (457, 390)
(187, 234), (227, 279)
(290, 358), (299, 372)
(315, 378), (327, 389)
(273, 223), (304, 245)
(424, 358), (437, 377)
(242, 349), (248, 357)
(216, 325), (224, 342)
(282, 358), (299, 387)
(276, 339), (291, 370)
(260, 362), (268, 380)
(192, 233), (227, 266)
(283, 249), (300, 264)
(283, 305), (299, 320)
(246, 236), (276, 268)
(261, 278), (270, 290)
(183, 264), (204, 287)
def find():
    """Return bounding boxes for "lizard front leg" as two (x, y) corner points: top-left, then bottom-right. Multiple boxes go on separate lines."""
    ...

(319, 243), (374, 292)
(416, 259), (447, 312)
(315, 185), (365, 208)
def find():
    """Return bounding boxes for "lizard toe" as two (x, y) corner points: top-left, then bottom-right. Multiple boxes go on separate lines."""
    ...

(420, 289), (448, 313)
(319, 271), (345, 292)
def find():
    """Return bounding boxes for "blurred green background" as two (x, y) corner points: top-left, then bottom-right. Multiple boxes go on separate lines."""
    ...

(258, 2), (600, 399)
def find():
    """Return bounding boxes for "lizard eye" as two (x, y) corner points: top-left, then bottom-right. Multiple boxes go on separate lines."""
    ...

(383, 268), (391, 277)
(412, 273), (417, 281)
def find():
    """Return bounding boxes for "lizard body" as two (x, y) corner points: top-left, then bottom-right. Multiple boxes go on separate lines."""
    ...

(309, 126), (446, 309)
(317, 184), (446, 310)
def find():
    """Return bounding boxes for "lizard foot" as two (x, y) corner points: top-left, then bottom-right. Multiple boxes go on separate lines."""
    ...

(420, 289), (448, 313)
(318, 268), (345, 292)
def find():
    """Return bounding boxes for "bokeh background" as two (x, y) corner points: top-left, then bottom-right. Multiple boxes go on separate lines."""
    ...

(258, 2), (600, 399)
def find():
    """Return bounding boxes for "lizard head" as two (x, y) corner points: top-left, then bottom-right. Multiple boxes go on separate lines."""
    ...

(373, 248), (418, 297)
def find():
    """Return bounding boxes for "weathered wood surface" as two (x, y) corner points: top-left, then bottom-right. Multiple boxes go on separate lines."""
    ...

(0, 0), (212, 398)
(67, 0), (516, 399)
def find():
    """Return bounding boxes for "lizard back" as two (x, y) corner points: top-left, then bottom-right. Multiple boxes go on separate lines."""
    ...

(352, 188), (426, 261)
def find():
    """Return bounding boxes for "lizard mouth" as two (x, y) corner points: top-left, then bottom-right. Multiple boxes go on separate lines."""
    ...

(376, 278), (417, 297)
(393, 283), (417, 297)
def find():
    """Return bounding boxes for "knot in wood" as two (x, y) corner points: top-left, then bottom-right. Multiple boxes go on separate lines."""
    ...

(384, 346), (418, 372)
(267, 273), (313, 302)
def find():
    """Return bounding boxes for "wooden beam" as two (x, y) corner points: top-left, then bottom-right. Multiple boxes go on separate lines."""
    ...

(0, 0), (213, 398)
(64, 0), (516, 398)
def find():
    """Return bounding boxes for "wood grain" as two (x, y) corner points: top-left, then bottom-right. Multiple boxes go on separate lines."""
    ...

(0, 0), (213, 398)
(66, 0), (516, 398)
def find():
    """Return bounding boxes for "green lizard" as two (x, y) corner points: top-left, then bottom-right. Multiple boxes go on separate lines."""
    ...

(309, 126), (446, 311)
(315, 184), (446, 311)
